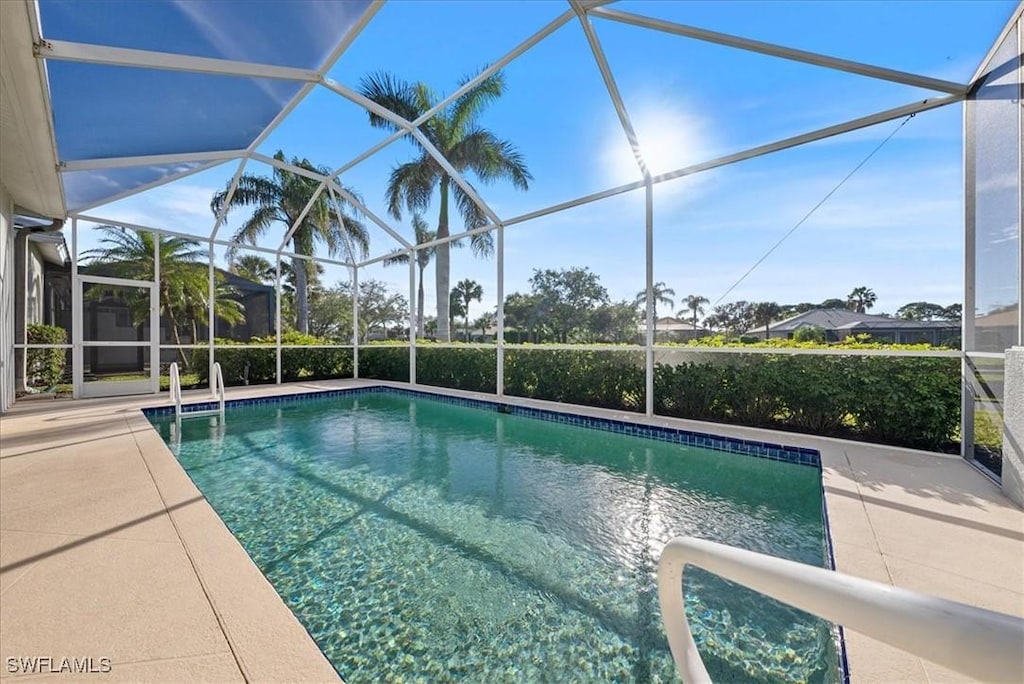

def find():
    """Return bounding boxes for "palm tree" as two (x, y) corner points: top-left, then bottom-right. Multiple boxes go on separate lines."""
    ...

(82, 226), (244, 367)
(451, 279), (483, 341)
(359, 70), (532, 342)
(752, 301), (783, 340)
(211, 150), (369, 334)
(635, 281), (676, 338)
(229, 254), (274, 284)
(679, 294), (709, 331)
(847, 286), (877, 314)
(383, 215), (436, 337)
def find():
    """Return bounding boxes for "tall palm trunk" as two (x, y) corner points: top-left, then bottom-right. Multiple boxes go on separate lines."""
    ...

(417, 263), (425, 338)
(464, 307), (471, 341)
(293, 252), (309, 334)
(162, 283), (189, 369)
(435, 176), (451, 342)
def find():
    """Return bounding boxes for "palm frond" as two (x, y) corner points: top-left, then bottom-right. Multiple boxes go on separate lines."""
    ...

(451, 128), (532, 190)
(385, 157), (438, 220)
(449, 70), (505, 133)
(358, 72), (423, 131)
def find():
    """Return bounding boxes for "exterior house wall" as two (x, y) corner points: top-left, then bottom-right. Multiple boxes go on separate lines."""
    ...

(0, 183), (13, 412)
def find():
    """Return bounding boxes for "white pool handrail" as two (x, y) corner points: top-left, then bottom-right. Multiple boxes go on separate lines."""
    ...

(169, 361), (182, 421)
(168, 361), (225, 425)
(658, 536), (1024, 683)
(211, 361), (225, 422)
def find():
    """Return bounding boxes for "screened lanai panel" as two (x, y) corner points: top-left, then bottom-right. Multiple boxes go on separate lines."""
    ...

(62, 162), (206, 212)
(611, 0), (1016, 83)
(48, 63), (299, 161)
(593, 17), (951, 176)
(38, 0), (372, 69)
(972, 23), (1021, 353)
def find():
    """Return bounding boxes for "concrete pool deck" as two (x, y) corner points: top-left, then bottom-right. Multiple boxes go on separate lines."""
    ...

(1, 379), (1021, 682)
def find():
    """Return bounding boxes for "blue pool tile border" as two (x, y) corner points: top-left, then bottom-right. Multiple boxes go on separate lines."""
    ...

(143, 384), (821, 469)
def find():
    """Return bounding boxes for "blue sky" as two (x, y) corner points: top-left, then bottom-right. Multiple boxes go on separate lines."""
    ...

(51, 0), (1019, 324)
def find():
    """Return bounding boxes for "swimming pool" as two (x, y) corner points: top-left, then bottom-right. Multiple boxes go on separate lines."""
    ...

(147, 387), (840, 683)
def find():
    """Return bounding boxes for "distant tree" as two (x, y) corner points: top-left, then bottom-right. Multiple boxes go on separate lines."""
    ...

(792, 302), (818, 314)
(818, 298), (849, 310)
(896, 301), (948, 321)
(383, 214), (436, 337)
(678, 294), (710, 330)
(635, 281), (676, 337)
(229, 254), (275, 284)
(307, 285), (353, 341)
(591, 301), (640, 343)
(530, 267), (609, 342)
(503, 292), (544, 343)
(451, 279), (483, 341)
(792, 325), (827, 343)
(325, 279), (408, 342)
(449, 290), (467, 336)
(752, 301), (783, 339)
(473, 312), (495, 339)
(846, 286), (877, 314)
(704, 300), (757, 337)
(941, 303), (963, 322)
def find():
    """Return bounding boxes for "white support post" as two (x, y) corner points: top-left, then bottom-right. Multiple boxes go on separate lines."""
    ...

(496, 224), (505, 397)
(152, 232), (160, 394)
(409, 255), (417, 385)
(962, 97), (977, 458)
(71, 218), (80, 399)
(275, 257), (282, 385)
(645, 181), (655, 416)
(352, 266), (359, 379)
(208, 241), (215, 389)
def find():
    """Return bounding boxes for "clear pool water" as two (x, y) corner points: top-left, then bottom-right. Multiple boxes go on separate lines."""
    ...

(149, 391), (838, 683)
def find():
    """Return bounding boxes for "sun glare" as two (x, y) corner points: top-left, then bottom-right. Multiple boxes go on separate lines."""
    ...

(600, 104), (711, 184)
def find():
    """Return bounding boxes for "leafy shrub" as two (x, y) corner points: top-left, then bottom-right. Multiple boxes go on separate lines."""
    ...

(359, 344), (409, 381)
(417, 347), (496, 393)
(792, 325), (827, 343)
(192, 332), (352, 386)
(26, 324), (67, 388)
(505, 349), (644, 411)
(654, 352), (960, 450)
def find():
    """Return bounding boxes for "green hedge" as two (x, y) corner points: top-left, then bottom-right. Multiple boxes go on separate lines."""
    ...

(26, 324), (67, 388)
(504, 349), (644, 412)
(192, 332), (352, 386)
(416, 347), (496, 393)
(655, 353), (960, 450)
(187, 341), (961, 451)
(358, 345), (409, 381)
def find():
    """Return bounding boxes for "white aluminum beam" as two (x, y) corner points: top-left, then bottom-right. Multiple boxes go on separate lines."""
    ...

(969, 2), (1024, 86)
(591, 7), (968, 96)
(72, 213), (353, 267)
(571, 0), (649, 178)
(36, 38), (320, 82)
(60, 149), (244, 172)
(277, 184), (326, 251)
(210, 158), (248, 241)
(251, 153), (333, 183)
(329, 181), (412, 249)
(408, 128), (504, 226)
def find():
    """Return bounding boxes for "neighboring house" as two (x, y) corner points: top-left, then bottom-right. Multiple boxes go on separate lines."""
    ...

(747, 308), (960, 346)
(975, 304), (1019, 353)
(638, 316), (712, 342)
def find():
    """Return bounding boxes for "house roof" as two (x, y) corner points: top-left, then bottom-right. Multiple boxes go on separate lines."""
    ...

(751, 308), (958, 334)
